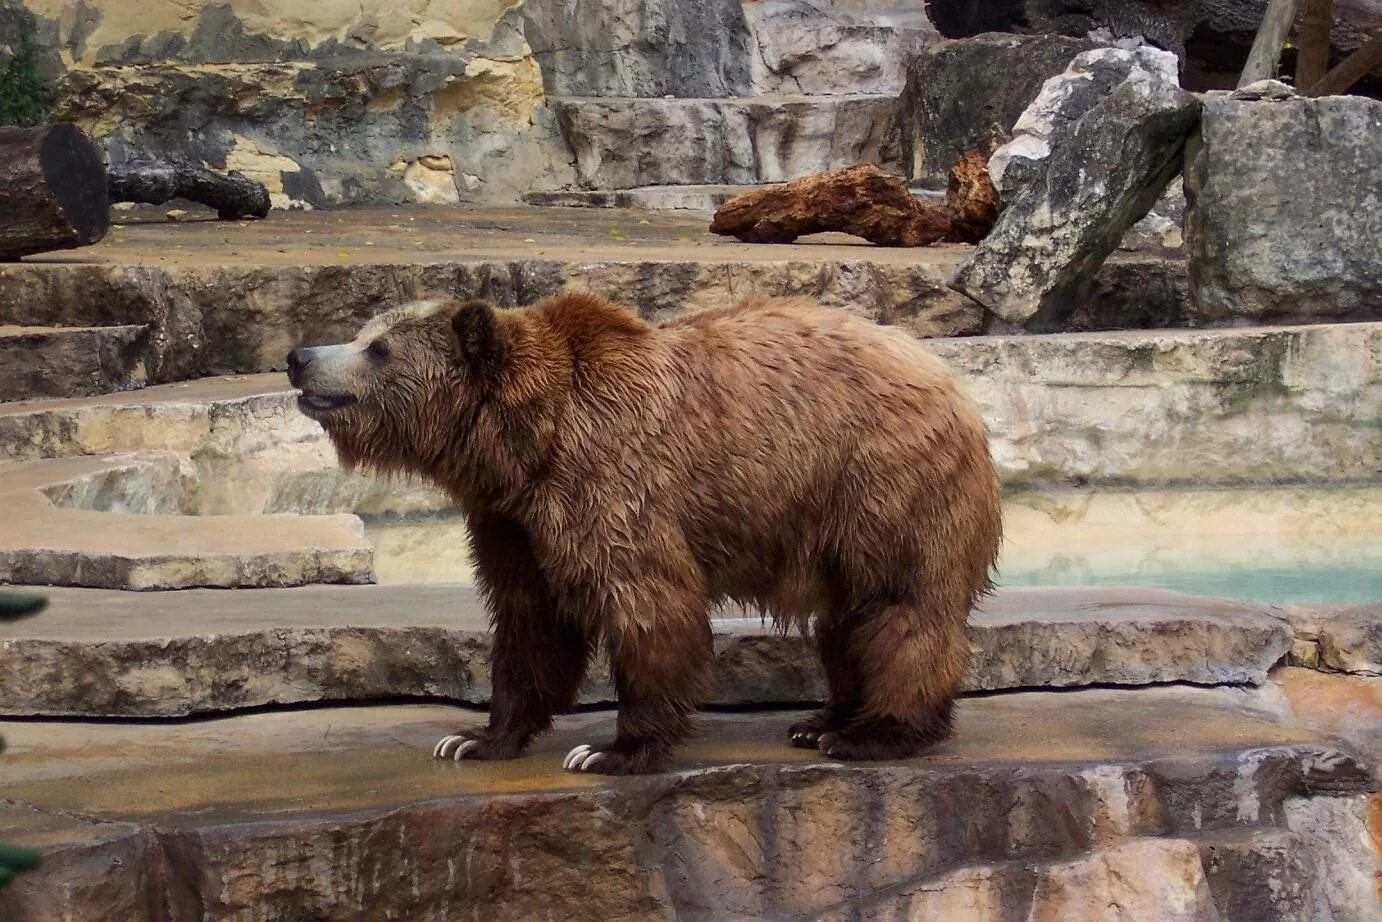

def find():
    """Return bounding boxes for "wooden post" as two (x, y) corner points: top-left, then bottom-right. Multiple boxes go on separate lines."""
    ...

(0, 124), (109, 261)
(1305, 31), (1382, 96)
(1296, 0), (1334, 89)
(1239, 0), (1302, 87)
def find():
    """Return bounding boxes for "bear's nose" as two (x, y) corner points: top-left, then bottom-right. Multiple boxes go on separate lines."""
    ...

(286, 347), (311, 387)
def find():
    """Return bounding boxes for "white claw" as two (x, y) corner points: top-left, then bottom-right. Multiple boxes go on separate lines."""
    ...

(563, 744), (592, 771)
(453, 739), (481, 761)
(578, 750), (607, 772)
(434, 735), (465, 759)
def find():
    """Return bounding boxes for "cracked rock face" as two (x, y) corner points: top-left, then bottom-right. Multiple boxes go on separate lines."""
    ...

(1185, 93), (1382, 326)
(951, 46), (1200, 328)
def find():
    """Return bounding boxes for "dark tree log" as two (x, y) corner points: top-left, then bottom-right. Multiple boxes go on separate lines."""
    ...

(108, 158), (270, 220)
(710, 165), (953, 246)
(0, 123), (109, 261)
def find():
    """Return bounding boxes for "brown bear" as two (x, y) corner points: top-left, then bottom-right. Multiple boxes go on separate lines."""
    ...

(288, 291), (1002, 775)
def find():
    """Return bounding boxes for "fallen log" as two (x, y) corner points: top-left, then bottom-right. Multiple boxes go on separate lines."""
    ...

(0, 123), (109, 261)
(709, 144), (1001, 247)
(108, 158), (270, 220)
(944, 135), (1003, 244)
(709, 165), (953, 246)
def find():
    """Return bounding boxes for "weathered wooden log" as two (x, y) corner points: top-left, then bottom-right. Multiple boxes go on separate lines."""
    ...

(0, 123), (109, 261)
(108, 158), (270, 220)
(709, 165), (953, 246)
(944, 136), (1003, 244)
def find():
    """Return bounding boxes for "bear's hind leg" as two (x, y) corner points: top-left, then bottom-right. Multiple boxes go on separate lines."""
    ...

(788, 614), (861, 749)
(817, 598), (967, 762)
(564, 577), (714, 775)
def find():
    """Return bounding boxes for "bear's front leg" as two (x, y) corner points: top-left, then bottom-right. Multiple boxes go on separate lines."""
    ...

(563, 578), (713, 775)
(435, 608), (590, 761)
(435, 516), (591, 763)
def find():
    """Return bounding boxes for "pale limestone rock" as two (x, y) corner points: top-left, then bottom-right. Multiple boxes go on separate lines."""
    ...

(952, 46), (1199, 327)
(401, 155), (461, 205)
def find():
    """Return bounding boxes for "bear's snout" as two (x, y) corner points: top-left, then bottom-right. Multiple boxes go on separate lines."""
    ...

(286, 347), (312, 387)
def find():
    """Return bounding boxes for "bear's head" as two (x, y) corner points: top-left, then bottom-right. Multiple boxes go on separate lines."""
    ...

(286, 296), (522, 482)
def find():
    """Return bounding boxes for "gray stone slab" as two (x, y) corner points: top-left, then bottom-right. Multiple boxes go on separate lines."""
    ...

(0, 324), (150, 402)
(0, 585), (1292, 717)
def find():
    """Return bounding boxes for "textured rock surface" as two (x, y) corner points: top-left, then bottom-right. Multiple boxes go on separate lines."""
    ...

(710, 164), (952, 245)
(0, 691), (1374, 921)
(952, 47), (1200, 328)
(743, 0), (936, 96)
(924, 0), (1382, 94)
(926, 322), (1382, 487)
(551, 94), (897, 189)
(0, 324), (149, 401)
(1316, 605), (1382, 676)
(987, 46), (1180, 200)
(0, 455), (375, 590)
(896, 32), (1096, 188)
(521, 0), (754, 98)
(1185, 93), (1382, 325)
(0, 585), (1292, 717)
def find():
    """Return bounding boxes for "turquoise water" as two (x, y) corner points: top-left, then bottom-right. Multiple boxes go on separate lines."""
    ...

(368, 491), (1382, 607)
(998, 566), (1381, 607)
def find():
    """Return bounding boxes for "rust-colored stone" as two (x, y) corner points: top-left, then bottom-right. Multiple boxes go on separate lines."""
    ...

(709, 164), (953, 246)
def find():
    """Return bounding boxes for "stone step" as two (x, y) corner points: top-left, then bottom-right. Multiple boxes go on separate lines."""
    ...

(0, 324), (150, 402)
(549, 94), (897, 188)
(4, 317), (1378, 490)
(0, 455), (374, 590)
(1, 687), (1374, 920)
(0, 584), (1291, 718)
(0, 206), (1199, 381)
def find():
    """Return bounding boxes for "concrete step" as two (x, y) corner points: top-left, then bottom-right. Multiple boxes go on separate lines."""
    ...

(1, 687), (1375, 920)
(0, 584), (1292, 718)
(549, 94), (897, 188)
(0, 324), (150, 401)
(0, 454), (374, 590)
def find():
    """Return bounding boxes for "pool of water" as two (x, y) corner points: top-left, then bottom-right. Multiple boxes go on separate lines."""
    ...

(364, 486), (1382, 607)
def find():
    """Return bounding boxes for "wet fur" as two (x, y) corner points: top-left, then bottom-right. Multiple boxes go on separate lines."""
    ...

(301, 292), (1003, 773)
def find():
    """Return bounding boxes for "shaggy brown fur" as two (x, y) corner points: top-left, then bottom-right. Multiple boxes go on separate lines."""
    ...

(288, 292), (1003, 775)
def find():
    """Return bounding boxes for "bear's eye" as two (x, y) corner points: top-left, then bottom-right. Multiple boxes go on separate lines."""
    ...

(366, 339), (390, 362)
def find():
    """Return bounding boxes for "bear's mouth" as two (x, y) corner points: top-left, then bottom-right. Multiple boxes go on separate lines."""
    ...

(296, 391), (358, 416)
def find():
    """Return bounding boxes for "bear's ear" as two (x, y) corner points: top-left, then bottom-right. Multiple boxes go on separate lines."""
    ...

(448, 299), (504, 374)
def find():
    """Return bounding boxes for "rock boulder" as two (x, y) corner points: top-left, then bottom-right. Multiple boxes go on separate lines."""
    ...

(952, 47), (1200, 327)
(1184, 91), (1382, 325)
(895, 32), (1096, 188)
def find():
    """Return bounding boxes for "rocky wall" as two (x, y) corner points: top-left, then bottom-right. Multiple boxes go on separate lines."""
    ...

(4, 0), (576, 206)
